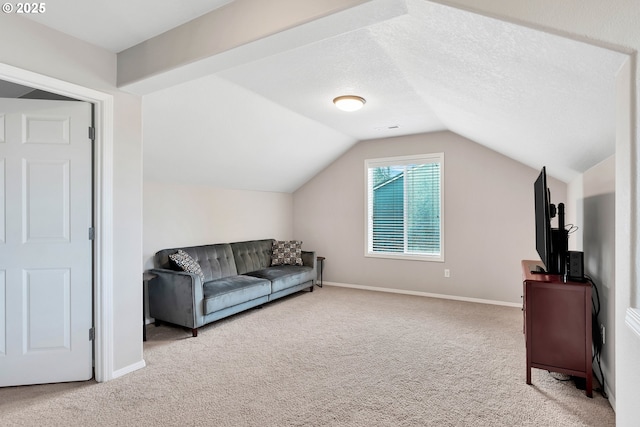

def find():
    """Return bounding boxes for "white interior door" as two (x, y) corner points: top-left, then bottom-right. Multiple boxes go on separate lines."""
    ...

(0, 98), (93, 386)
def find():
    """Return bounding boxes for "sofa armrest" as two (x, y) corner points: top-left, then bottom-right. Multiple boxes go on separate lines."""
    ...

(148, 268), (204, 329)
(301, 251), (317, 284)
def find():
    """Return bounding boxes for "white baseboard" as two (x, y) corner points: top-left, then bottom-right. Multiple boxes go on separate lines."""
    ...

(322, 281), (522, 308)
(111, 359), (146, 380)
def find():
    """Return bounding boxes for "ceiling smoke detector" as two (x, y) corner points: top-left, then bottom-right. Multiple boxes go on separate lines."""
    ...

(333, 95), (366, 112)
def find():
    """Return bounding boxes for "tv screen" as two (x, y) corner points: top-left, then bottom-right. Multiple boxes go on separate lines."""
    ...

(534, 167), (552, 272)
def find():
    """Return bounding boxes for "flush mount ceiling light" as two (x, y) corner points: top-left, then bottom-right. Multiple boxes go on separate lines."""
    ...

(333, 95), (366, 112)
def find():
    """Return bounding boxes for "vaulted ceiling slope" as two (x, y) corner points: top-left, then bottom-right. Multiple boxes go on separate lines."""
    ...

(24, 0), (235, 53)
(28, 0), (630, 192)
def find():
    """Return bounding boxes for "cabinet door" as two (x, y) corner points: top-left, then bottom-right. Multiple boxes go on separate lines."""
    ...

(529, 283), (586, 372)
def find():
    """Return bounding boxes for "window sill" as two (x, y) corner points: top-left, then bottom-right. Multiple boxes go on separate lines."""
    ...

(365, 252), (444, 263)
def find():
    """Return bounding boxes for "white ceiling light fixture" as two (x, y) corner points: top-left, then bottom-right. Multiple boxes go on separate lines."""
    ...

(333, 95), (366, 112)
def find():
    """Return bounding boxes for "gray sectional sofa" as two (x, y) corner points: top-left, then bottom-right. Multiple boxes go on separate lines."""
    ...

(148, 239), (317, 337)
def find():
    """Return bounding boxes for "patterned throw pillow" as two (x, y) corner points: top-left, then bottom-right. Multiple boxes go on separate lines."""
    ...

(271, 240), (303, 266)
(169, 249), (205, 282)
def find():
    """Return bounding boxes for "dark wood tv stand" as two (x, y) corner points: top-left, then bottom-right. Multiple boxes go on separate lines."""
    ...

(521, 260), (592, 397)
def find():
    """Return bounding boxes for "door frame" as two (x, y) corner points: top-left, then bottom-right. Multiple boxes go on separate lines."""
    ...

(0, 62), (114, 382)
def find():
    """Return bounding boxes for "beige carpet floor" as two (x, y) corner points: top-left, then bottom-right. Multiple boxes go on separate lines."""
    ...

(0, 285), (615, 426)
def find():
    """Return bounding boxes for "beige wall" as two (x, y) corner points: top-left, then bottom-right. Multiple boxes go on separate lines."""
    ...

(293, 131), (567, 304)
(0, 14), (143, 375)
(439, 2), (638, 421)
(568, 155), (616, 401)
(143, 182), (294, 270)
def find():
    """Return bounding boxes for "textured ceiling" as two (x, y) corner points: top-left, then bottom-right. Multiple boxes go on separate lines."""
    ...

(18, 0), (630, 191)
(143, 75), (356, 192)
(146, 0), (626, 190)
(23, 0), (234, 52)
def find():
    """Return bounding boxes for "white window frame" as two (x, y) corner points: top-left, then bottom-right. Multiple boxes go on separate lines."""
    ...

(364, 153), (444, 262)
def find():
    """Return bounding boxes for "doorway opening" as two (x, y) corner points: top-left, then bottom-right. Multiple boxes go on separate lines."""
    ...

(0, 62), (115, 383)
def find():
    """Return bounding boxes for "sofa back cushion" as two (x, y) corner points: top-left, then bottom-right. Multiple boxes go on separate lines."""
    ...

(155, 243), (238, 282)
(230, 239), (275, 275)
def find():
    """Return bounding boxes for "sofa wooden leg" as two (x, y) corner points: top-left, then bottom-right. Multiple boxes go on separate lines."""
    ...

(310, 284), (314, 292)
(191, 328), (198, 338)
(155, 320), (162, 327)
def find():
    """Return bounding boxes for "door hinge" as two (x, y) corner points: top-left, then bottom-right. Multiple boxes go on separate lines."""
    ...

(89, 227), (95, 241)
(88, 127), (95, 141)
(89, 327), (95, 341)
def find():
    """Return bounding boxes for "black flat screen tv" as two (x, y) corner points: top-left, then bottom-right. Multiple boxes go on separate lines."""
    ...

(533, 166), (567, 274)
(534, 167), (552, 272)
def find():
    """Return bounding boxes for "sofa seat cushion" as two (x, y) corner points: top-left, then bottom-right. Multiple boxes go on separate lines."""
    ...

(203, 275), (270, 314)
(246, 265), (314, 293)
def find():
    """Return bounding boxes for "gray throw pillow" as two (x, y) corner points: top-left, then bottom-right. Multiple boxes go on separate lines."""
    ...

(271, 240), (303, 266)
(169, 249), (205, 282)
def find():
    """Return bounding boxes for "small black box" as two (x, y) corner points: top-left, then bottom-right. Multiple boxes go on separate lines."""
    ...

(567, 251), (584, 281)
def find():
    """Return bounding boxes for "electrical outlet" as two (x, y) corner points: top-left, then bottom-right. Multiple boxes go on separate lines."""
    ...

(601, 324), (606, 345)
(444, 269), (450, 278)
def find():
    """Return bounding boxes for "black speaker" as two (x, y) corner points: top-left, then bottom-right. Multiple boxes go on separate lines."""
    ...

(567, 251), (584, 281)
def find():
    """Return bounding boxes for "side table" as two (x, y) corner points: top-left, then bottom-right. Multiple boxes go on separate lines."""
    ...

(316, 256), (325, 288)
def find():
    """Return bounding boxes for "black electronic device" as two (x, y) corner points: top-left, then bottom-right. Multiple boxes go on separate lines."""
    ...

(533, 167), (568, 275)
(567, 250), (585, 281)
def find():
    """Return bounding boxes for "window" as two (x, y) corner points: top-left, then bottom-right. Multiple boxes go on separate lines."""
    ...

(365, 153), (444, 262)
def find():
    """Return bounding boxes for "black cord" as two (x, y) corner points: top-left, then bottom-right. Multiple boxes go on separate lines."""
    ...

(565, 224), (579, 234)
(548, 371), (572, 381)
(585, 274), (607, 398)
(593, 350), (609, 399)
(585, 274), (601, 318)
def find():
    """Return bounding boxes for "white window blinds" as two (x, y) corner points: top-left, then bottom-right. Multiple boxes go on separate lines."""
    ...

(365, 153), (444, 262)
